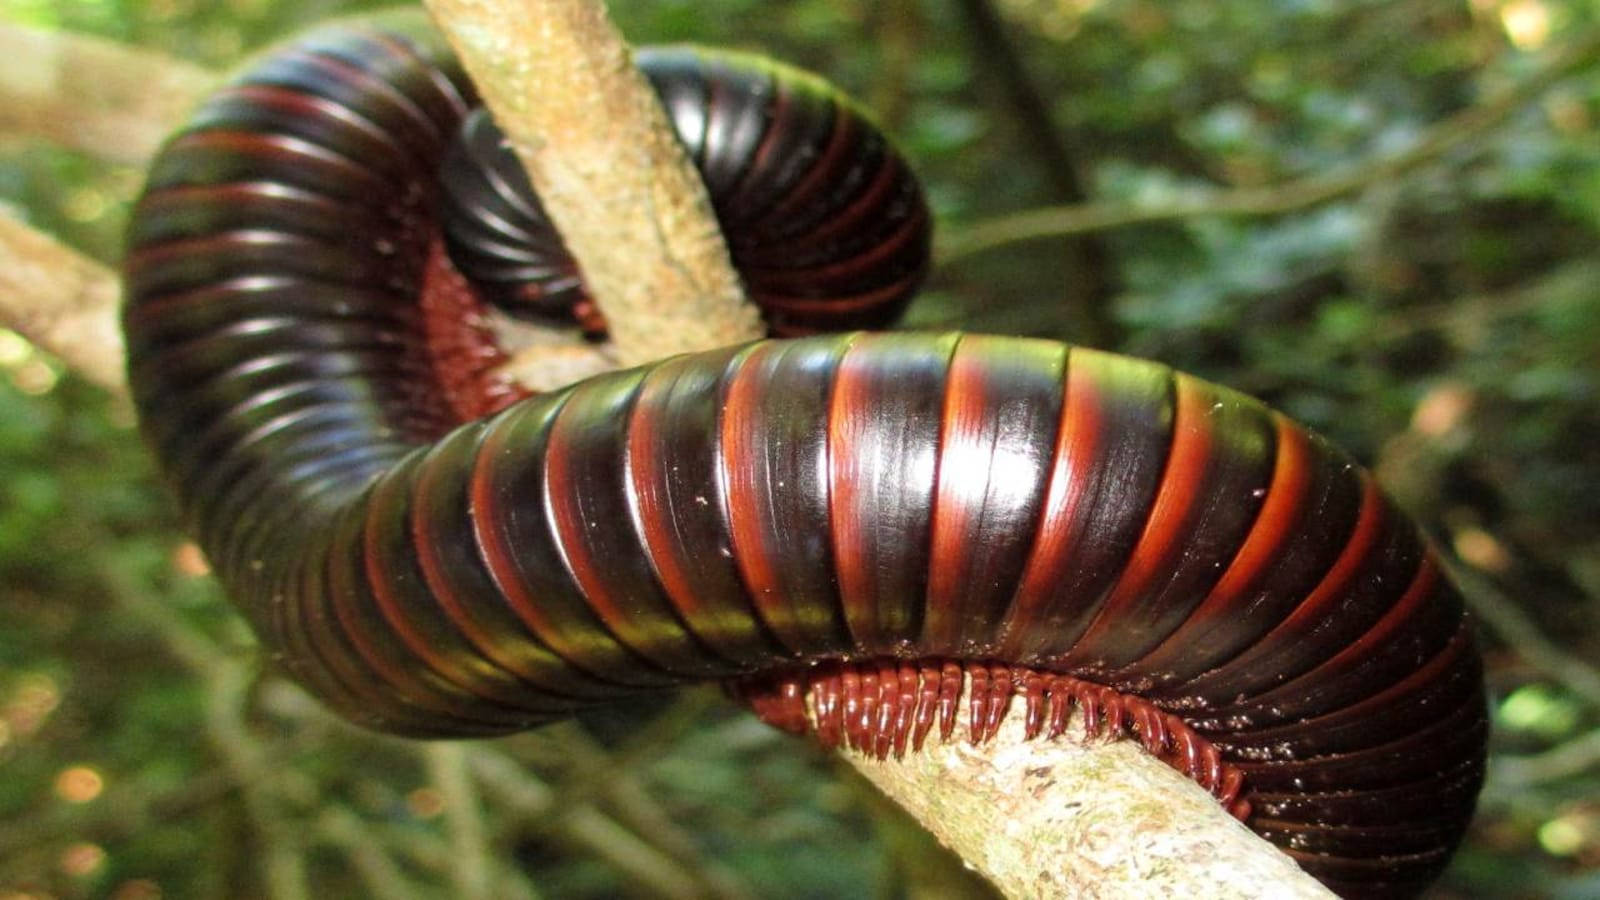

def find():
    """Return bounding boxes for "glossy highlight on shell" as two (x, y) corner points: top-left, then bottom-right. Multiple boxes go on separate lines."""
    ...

(120, 21), (1487, 900)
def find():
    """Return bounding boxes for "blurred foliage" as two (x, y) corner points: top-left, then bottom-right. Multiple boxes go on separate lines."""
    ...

(0, 0), (1598, 897)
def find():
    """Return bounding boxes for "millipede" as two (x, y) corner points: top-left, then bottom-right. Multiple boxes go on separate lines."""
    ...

(121, 19), (1487, 899)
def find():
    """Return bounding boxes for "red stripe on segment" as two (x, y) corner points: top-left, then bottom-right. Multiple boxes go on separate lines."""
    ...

(362, 465), (495, 701)
(745, 208), (926, 287)
(466, 400), (610, 675)
(1123, 414), (1311, 675)
(1176, 476), (1388, 698)
(1062, 375), (1215, 663)
(826, 345), (884, 649)
(763, 111), (858, 220)
(717, 348), (794, 645)
(923, 344), (991, 651)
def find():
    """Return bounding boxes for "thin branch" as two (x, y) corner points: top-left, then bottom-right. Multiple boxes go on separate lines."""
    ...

(316, 807), (425, 900)
(469, 747), (719, 900)
(0, 213), (127, 392)
(1446, 559), (1600, 712)
(424, 743), (493, 900)
(0, 23), (214, 165)
(952, 0), (1119, 346)
(205, 665), (313, 900)
(421, 0), (761, 366)
(841, 694), (1333, 899)
(1490, 727), (1600, 791)
(542, 696), (755, 900)
(940, 26), (1600, 262)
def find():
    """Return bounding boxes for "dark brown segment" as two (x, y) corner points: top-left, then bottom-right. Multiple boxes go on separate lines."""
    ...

(323, 493), (525, 731)
(265, 517), (434, 734)
(921, 336), (1065, 655)
(719, 337), (854, 656)
(626, 346), (787, 668)
(1127, 417), (1364, 692)
(545, 368), (743, 677)
(1203, 557), (1463, 731)
(1212, 620), (1481, 759)
(1173, 478), (1426, 707)
(719, 72), (835, 225)
(362, 451), (559, 717)
(993, 347), (1175, 664)
(1236, 675), (1486, 791)
(469, 392), (676, 686)
(828, 332), (960, 653)
(1063, 374), (1276, 673)
(1248, 757), (1484, 824)
(144, 130), (390, 200)
(410, 419), (623, 702)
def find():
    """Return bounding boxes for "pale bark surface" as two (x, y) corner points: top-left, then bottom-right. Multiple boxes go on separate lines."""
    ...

(844, 703), (1333, 899)
(422, 0), (762, 366)
(0, 214), (126, 392)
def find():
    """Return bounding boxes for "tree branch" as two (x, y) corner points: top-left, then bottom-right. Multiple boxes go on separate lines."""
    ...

(424, 743), (493, 900)
(834, 678), (1333, 899)
(1447, 559), (1600, 712)
(0, 23), (214, 165)
(421, 0), (761, 366)
(0, 213), (127, 392)
(940, 26), (1600, 262)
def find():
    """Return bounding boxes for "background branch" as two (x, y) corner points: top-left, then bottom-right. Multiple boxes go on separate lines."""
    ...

(952, 0), (1120, 347)
(0, 213), (126, 391)
(941, 26), (1600, 262)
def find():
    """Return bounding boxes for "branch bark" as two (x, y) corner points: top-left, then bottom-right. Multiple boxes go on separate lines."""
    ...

(0, 213), (126, 392)
(421, 0), (761, 365)
(837, 679), (1332, 899)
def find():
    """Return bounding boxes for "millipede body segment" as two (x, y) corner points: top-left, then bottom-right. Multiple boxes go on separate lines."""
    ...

(121, 21), (1487, 899)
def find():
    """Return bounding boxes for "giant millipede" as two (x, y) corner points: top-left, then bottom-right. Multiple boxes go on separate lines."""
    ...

(120, 20), (1487, 899)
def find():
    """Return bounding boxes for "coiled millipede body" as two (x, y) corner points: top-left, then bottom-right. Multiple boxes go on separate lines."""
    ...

(121, 22), (1486, 899)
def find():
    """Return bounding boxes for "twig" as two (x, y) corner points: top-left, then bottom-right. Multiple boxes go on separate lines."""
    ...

(316, 807), (425, 900)
(205, 665), (313, 900)
(420, 0), (761, 365)
(424, 743), (493, 900)
(940, 27), (1600, 262)
(469, 747), (718, 900)
(102, 558), (313, 900)
(1446, 559), (1600, 711)
(1490, 727), (1600, 791)
(0, 213), (126, 392)
(0, 23), (215, 165)
(542, 696), (755, 899)
(952, 0), (1119, 346)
